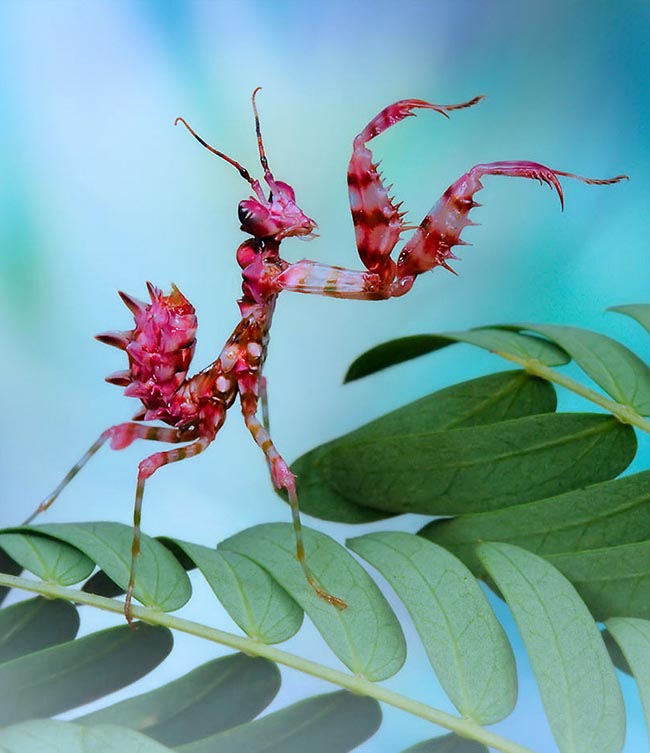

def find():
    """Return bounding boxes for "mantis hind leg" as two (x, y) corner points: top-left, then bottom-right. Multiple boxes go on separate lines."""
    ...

(239, 387), (346, 610)
(124, 431), (214, 624)
(24, 424), (189, 525)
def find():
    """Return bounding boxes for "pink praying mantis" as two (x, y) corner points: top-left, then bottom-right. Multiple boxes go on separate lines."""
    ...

(26, 89), (626, 623)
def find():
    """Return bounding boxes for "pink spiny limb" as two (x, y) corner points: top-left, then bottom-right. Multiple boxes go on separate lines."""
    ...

(239, 383), (346, 609)
(348, 96), (483, 279)
(394, 160), (628, 283)
(553, 169), (629, 187)
(275, 160), (628, 300)
(354, 95), (485, 145)
(274, 260), (388, 300)
(260, 375), (270, 431)
(22, 424), (195, 526)
(125, 434), (214, 624)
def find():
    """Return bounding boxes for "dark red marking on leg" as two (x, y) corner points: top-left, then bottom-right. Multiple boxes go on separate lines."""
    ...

(395, 161), (628, 284)
(31, 92), (626, 627)
(348, 96), (483, 280)
(239, 383), (347, 610)
(124, 434), (212, 625)
(23, 424), (193, 526)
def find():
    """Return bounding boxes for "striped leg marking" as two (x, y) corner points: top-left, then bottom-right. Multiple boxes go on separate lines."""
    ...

(241, 396), (346, 609)
(24, 424), (190, 525)
(124, 434), (210, 624)
(348, 96), (483, 279)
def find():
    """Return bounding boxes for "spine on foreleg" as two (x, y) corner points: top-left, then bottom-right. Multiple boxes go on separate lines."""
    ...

(349, 97), (485, 284)
(348, 145), (403, 279)
(396, 171), (484, 282)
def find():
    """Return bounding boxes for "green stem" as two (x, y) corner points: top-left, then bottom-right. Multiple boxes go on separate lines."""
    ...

(0, 572), (534, 753)
(496, 351), (650, 433)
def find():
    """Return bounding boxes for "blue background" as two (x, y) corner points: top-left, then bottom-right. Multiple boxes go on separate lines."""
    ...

(1, 1), (648, 751)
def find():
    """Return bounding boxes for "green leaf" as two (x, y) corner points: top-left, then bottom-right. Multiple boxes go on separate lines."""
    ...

(547, 542), (650, 620)
(167, 540), (303, 644)
(401, 732), (489, 753)
(343, 370), (557, 441)
(0, 598), (79, 664)
(176, 690), (382, 753)
(0, 549), (22, 606)
(421, 470), (650, 570)
(221, 524), (406, 681)
(293, 370), (557, 523)
(446, 327), (570, 365)
(516, 322), (650, 414)
(424, 487), (650, 621)
(609, 303), (650, 333)
(344, 329), (569, 382)
(0, 720), (174, 753)
(0, 532), (94, 586)
(81, 570), (126, 599)
(78, 654), (280, 747)
(23, 522), (191, 611)
(602, 630), (632, 676)
(347, 532), (516, 724)
(0, 623), (173, 725)
(478, 543), (625, 753)
(345, 334), (452, 381)
(318, 413), (635, 515)
(605, 618), (650, 735)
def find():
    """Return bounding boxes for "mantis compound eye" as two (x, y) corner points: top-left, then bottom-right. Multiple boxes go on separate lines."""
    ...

(237, 201), (253, 225)
(238, 199), (271, 236)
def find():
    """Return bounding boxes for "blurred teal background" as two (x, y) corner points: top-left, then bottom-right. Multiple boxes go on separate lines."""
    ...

(1, 1), (648, 751)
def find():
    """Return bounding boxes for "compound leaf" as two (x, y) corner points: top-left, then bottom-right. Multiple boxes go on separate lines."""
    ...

(294, 370), (557, 523)
(344, 329), (568, 382)
(347, 532), (516, 724)
(0, 598), (79, 664)
(78, 654), (280, 747)
(608, 304), (650, 334)
(516, 323), (650, 414)
(24, 522), (191, 612)
(220, 524), (406, 681)
(0, 720), (174, 753)
(167, 540), (302, 644)
(605, 618), (650, 736)
(479, 543), (625, 753)
(0, 532), (94, 586)
(0, 623), (172, 725)
(176, 690), (381, 753)
(318, 414), (634, 515)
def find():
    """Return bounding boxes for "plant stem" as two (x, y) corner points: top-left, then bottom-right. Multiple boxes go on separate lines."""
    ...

(0, 572), (534, 753)
(496, 351), (650, 433)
